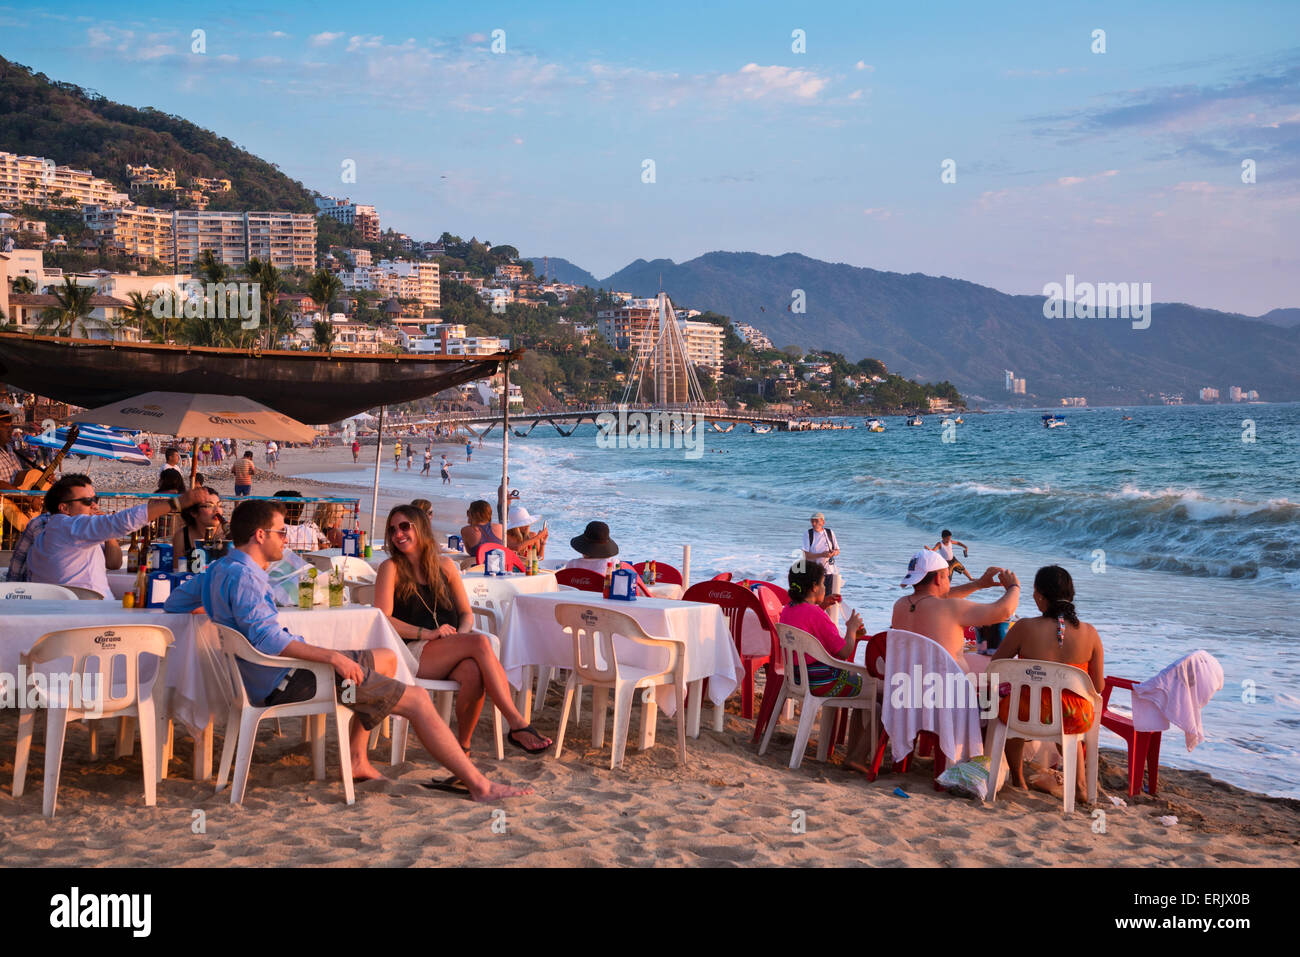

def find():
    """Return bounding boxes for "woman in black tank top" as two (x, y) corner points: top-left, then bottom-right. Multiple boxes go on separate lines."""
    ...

(373, 505), (551, 755)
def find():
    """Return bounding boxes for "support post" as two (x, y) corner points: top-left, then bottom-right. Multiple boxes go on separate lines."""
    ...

(499, 360), (511, 524)
(369, 405), (385, 541)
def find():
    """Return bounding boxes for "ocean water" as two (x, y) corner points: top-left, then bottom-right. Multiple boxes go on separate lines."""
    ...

(307, 403), (1300, 798)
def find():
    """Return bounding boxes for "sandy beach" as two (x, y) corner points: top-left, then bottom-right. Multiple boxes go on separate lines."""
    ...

(3, 440), (1298, 866)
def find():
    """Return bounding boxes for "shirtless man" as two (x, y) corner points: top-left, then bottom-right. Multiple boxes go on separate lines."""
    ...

(891, 548), (1020, 664)
(928, 529), (973, 581)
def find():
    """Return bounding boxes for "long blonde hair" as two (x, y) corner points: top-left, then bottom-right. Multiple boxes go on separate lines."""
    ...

(386, 504), (447, 608)
(313, 502), (344, 531)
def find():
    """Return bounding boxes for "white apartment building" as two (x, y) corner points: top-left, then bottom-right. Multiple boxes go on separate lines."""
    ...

(315, 197), (379, 240)
(596, 306), (656, 351)
(346, 247), (372, 268)
(375, 259), (439, 311)
(679, 319), (725, 378)
(732, 321), (773, 351)
(172, 210), (316, 271)
(0, 213), (46, 239)
(0, 152), (128, 209)
(1229, 386), (1244, 402)
(1199, 387), (1220, 402)
(83, 204), (175, 263)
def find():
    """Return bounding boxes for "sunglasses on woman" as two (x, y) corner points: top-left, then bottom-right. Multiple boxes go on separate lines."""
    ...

(387, 520), (415, 536)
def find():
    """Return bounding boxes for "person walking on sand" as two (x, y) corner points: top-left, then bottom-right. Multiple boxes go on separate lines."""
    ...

(351, 439), (360, 464)
(406, 445), (414, 471)
(465, 439), (473, 462)
(231, 450), (256, 497)
(421, 448), (432, 476)
(440, 455), (453, 485)
(393, 439), (402, 472)
(928, 529), (974, 582)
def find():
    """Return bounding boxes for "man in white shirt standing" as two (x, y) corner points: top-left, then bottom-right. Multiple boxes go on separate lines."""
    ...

(159, 447), (184, 486)
(27, 472), (203, 598)
(801, 511), (842, 622)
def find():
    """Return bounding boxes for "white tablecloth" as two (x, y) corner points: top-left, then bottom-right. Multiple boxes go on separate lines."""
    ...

(0, 603), (412, 739)
(645, 582), (684, 600)
(460, 571), (558, 630)
(501, 592), (742, 716)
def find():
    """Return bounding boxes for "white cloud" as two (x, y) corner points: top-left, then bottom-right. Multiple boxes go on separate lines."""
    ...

(270, 31), (289, 39)
(310, 31), (343, 47)
(466, 32), (488, 43)
(848, 89), (863, 100)
(347, 34), (384, 53)
(855, 61), (874, 72)
(1057, 176), (1086, 186)
(715, 63), (828, 101)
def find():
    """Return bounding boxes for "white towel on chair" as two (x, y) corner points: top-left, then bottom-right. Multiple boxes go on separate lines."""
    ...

(1131, 650), (1223, 751)
(882, 629), (984, 766)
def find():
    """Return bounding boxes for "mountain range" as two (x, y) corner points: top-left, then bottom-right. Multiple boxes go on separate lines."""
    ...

(534, 251), (1299, 403)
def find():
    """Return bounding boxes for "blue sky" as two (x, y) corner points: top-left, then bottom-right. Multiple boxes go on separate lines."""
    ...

(3, 0), (1298, 313)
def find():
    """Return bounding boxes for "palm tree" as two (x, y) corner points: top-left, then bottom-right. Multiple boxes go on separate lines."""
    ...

(10, 275), (36, 295)
(312, 318), (336, 352)
(124, 291), (155, 342)
(307, 269), (343, 317)
(36, 277), (95, 338)
(194, 249), (227, 285)
(245, 257), (283, 348)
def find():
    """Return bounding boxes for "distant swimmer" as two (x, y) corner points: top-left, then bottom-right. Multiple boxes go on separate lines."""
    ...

(928, 529), (974, 581)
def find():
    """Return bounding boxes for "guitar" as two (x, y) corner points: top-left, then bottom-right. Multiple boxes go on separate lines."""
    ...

(14, 424), (82, 492)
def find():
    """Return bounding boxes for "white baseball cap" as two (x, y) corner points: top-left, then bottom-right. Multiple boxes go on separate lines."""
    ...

(900, 549), (949, 587)
(507, 505), (540, 530)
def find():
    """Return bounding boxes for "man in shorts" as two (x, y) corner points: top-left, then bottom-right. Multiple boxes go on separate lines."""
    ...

(929, 529), (973, 581)
(164, 500), (531, 802)
(231, 451), (256, 497)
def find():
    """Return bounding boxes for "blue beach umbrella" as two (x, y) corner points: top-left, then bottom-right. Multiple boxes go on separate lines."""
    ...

(24, 423), (152, 465)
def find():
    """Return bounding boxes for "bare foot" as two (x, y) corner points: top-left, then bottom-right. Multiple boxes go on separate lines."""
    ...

(350, 760), (385, 783)
(470, 780), (535, 802)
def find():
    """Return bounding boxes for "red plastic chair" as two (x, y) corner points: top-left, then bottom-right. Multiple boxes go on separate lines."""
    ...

(682, 580), (775, 720)
(749, 588), (793, 744)
(862, 631), (946, 790)
(632, 561), (683, 586)
(745, 580), (791, 605)
(1101, 675), (1162, 797)
(476, 543), (526, 572)
(710, 572), (733, 582)
(554, 568), (604, 592)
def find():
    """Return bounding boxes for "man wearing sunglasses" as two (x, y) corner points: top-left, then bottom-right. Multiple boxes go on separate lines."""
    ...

(25, 472), (204, 598)
(164, 500), (533, 802)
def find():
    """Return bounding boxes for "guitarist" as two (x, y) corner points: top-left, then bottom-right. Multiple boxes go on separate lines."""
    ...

(0, 408), (37, 535)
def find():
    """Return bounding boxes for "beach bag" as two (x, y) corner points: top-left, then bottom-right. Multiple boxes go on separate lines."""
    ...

(936, 756), (994, 800)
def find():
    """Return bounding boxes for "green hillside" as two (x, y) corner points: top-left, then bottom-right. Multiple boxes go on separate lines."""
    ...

(0, 55), (316, 212)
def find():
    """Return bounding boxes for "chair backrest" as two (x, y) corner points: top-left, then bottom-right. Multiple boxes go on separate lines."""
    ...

(331, 555), (376, 582)
(554, 567), (604, 592)
(997, 658), (1102, 739)
(23, 625), (173, 717)
(0, 582), (79, 601)
(349, 583), (375, 606)
(66, 584), (108, 600)
(681, 580), (772, 657)
(774, 623), (826, 691)
(476, 542), (526, 572)
(709, 572), (733, 582)
(553, 602), (678, 686)
(748, 580), (791, 605)
(861, 631), (888, 679)
(632, 561), (683, 585)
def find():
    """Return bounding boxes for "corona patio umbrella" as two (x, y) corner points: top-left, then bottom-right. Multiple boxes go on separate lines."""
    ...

(71, 392), (317, 485)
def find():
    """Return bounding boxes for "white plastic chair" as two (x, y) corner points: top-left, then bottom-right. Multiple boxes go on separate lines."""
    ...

(388, 603), (505, 762)
(331, 556), (376, 583)
(0, 582), (80, 600)
(12, 625), (173, 817)
(213, 624), (357, 805)
(349, 583), (375, 606)
(985, 659), (1102, 814)
(758, 623), (877, 769)
(67, 585), (108, 600)
(552, 603), (687, 770)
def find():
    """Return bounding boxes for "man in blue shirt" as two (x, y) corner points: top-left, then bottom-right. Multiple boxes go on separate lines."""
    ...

(165, 499), (531, 802)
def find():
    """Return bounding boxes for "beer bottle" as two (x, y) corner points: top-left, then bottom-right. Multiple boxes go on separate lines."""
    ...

(604, 560), (613, 598)
(126, 532), (139, 573)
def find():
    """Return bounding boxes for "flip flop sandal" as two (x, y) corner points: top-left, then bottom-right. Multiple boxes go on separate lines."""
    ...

(506, 724), (552, 754)
(422, 775), (470, 795)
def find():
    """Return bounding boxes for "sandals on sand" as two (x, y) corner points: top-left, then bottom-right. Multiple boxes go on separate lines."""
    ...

(506, 725), (552, 754)
(422, 775), (470, 796)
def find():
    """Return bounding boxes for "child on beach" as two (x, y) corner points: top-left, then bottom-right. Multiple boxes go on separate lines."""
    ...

(421, 449), (432, 476)
(440, 455), (453, 484)
(928, 529), (973, 581)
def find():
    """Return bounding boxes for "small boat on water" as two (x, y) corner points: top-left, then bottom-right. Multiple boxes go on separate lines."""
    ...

(1122, 415), (1133, 421)
(865, 417), (885, 432)
(955, 416), (964, 424)
(1042, 414), (1067, 429)
(940, 416), (955, 427)
(906, 414), (924, 427)
(750, 424), (773, 434)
